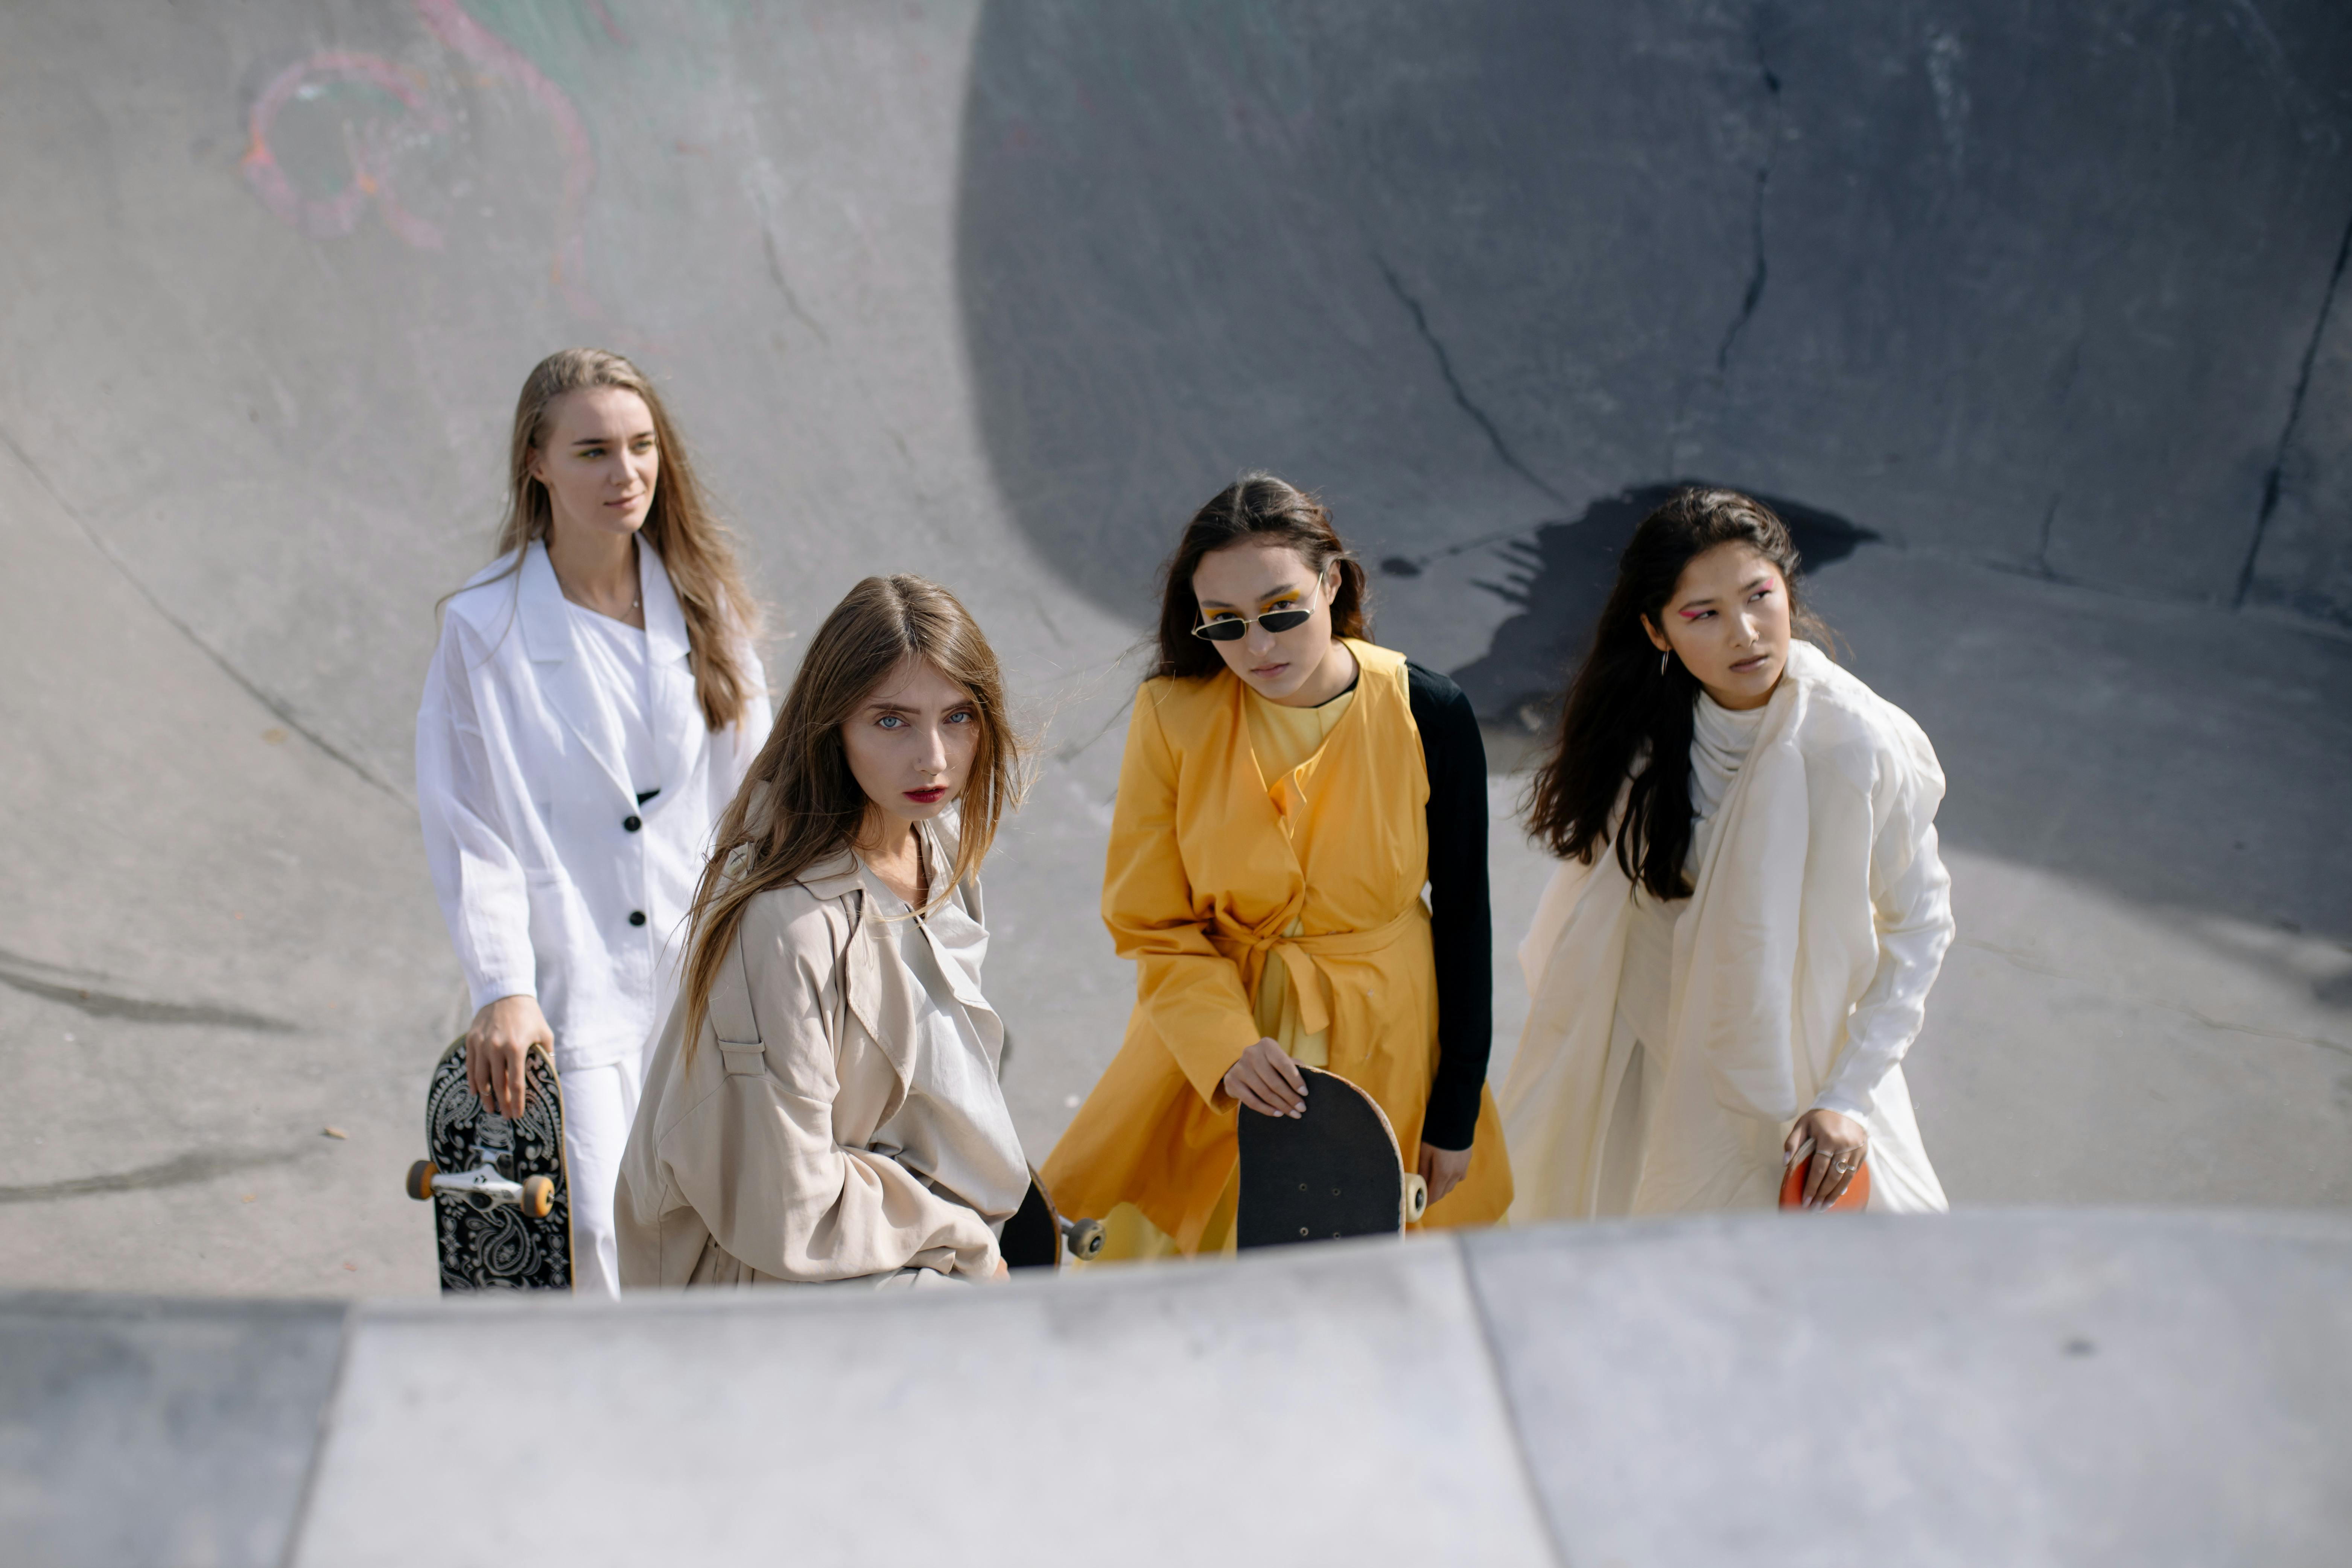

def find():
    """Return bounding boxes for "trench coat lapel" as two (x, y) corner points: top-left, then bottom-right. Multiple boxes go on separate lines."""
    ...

(517, 541), (631, 800)
(797, 850), (923, 1091)
(639, 539), (700, 815)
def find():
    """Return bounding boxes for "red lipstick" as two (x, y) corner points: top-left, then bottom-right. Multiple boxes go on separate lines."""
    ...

(904, 786), (948, 805)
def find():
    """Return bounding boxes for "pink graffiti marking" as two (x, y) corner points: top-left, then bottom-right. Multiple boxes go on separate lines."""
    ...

(241, 2), (601, 317)
(242, 52), (451, 249)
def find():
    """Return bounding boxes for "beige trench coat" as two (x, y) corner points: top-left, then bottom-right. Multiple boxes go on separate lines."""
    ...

(616, 848), (1007, 1288)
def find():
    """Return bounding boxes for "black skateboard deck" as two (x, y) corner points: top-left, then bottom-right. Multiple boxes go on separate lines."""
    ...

(1000, 1166), (1105, 1270)
(1237, 1066), (1429, 1249)
(403, 1037), (574, 1292)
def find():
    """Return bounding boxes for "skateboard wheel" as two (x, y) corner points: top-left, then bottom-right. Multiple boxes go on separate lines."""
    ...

(522, 1175), (555, 1219)
(405, 1160), (436, 1201)
(1404, 1173), (1429, 1223)
(1066, 1218), (1105, 1261)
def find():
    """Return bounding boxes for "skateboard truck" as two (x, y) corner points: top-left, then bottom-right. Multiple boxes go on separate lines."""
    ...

(406, 1159), (557, 1218)
(405, 1111), (557, 1219)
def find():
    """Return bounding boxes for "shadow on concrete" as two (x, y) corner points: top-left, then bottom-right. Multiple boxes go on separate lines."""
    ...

(1440, 482), (1877, 732)
(955, 0), (2352, 623)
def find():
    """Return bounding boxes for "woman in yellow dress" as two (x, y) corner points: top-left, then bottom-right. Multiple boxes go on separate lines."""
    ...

(1042, 474), (1512, 1256)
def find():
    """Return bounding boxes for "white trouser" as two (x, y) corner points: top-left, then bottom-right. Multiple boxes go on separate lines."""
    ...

(562, 1054), (645, 1299)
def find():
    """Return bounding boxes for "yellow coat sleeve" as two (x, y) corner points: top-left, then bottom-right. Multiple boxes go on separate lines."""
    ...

(1102, 686), (1263, 1104)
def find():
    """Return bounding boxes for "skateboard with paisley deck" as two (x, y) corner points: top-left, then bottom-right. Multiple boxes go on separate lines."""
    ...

(403, 1037), (574, 1292)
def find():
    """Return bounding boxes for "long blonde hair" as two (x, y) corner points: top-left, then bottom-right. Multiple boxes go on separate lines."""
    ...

(678, 575), (1025, 1051)
(493, 347), (759, 731)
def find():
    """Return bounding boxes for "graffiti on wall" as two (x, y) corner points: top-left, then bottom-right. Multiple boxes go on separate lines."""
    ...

(241, 0), (599, 315)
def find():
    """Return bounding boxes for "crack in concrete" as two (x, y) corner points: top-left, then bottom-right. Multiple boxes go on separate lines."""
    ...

(0, 423), (402, 800)
(0, 946), (295, 1033)
(2031, 491), (2062, 578)
(2235, 198), (2352, 607)
(761, 226), (830, 344)
(1376, 256), (1566, 506)
(1715, 58), (1781, 371)
(0, 1146), (310, 1205)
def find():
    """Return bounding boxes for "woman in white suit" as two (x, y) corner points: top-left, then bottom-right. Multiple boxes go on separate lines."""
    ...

(416, 348), (770, 1295)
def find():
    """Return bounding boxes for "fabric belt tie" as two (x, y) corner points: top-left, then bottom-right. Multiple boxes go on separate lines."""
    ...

(1212, 905), (1422, 1042)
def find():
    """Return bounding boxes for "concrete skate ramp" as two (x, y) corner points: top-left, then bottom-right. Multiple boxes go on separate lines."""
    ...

(959, 0), (2352, 652)
(2, 0), (2349, 1306)
(6, 1212), (2349, 1566)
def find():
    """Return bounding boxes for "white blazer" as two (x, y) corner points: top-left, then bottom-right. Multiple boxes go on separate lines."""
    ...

(415, 539), (771, 1072)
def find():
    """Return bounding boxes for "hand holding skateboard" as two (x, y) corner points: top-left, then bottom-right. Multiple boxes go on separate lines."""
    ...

(1416, 1140), (1472, 1207)
(466, 993), (552, 1118)
(1223, 1037), (1307, 1118)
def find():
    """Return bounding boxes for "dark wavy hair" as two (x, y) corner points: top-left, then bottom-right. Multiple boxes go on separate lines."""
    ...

(1150, 473), (1369, 680)
(1524, 488), (1829, 900)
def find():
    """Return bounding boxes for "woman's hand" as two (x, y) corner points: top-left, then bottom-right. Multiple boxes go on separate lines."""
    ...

(1417, 1141), (1473, 1208)
(1222, 1037), (1307, 1118)
(466, 994), (553, 1118)
(1784, 1107), (1868, 1209)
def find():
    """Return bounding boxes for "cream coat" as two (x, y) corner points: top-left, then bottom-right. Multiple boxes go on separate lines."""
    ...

(415, 539), (769, 1071)
(1501, 642), (1953, 1218)
(615, 847), (1013, 1288)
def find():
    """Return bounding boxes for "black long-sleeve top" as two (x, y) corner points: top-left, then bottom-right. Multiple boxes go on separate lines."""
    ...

(1405, 662), (1492, 1151)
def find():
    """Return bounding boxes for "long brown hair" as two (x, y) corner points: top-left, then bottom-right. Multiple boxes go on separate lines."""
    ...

(492, 347), (759, 730)
(677, 575), (1026, 1051)
(1523, 488), (1830, 900)
(1150, 473), (1370, 680)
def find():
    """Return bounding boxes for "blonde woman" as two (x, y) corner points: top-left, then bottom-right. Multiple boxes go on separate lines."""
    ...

(616, 575), (1030, 1289)
(415, 348), (769, 1296)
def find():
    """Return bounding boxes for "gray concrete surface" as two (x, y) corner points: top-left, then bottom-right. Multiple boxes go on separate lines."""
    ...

(0, 1294), (346, 1567)
(6, 1212), (2347, 1566)
(0, 0), (2347, 1305)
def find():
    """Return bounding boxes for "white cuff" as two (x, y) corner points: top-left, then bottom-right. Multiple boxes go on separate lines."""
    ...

(467, 977), (538, 1014)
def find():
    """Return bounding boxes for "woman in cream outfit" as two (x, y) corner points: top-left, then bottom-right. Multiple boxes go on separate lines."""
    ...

(617, 575), (1029, 1288)
(1502, 488), (1953, 1218)
(417, 349), (768, 1296)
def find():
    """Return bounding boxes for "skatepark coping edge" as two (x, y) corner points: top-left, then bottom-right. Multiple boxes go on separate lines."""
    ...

(4, 1207), (2348, 1567)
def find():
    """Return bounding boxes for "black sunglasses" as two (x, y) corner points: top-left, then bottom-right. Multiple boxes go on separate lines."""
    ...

(1195, 583), (1327, 644)
(1192, 603), (1314, 642)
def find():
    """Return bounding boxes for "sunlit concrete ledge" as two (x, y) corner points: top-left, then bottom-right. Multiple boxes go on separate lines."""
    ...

(4, 1210), (2346, 1567)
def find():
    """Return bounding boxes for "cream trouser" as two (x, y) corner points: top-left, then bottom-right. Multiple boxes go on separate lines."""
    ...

(561, 1054), (644, 1299)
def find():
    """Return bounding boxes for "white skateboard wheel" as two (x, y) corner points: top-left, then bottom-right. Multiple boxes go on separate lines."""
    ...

(1066, 1218), (1105, 1261)
(1404, 1173), (1429, 1224)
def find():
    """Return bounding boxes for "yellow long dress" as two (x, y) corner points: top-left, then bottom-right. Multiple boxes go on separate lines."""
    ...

(1042, 640), (1512, 1257)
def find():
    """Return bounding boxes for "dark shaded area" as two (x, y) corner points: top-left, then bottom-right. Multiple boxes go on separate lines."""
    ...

(0, 947), (295, 1033)
(1000, 1179), (1060, 1269)
(957, 0), (2352, 625)
(0, 1147), (310, 1206)
(1445, 483), (1876, 728)
(0, 1293), (347, 1566)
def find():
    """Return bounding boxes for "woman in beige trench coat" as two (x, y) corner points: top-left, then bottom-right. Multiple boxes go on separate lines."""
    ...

(616, 575), (1030, 1288)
